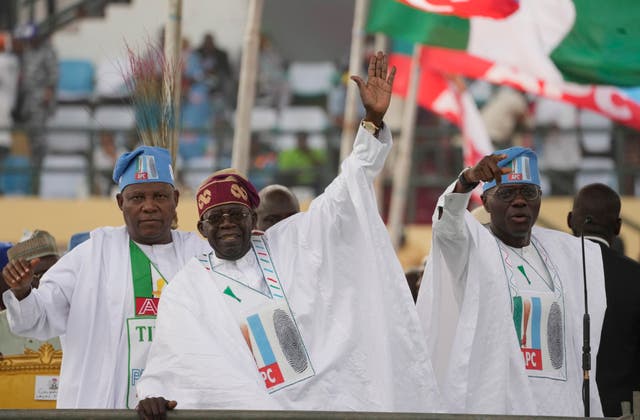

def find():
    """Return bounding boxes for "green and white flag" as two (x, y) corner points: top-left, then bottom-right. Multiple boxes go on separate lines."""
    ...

(368, 0), (640, 129)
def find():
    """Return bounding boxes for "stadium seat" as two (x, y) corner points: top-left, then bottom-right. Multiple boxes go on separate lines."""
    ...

(93, 105), (135, 131)
(575, 157), (618, 192)
(57, 59), (95, 102)
(0, 155), (32, 195)
(95, 57), (131, 101)
(578, 110), (612, 154)
(39, 154), (89, 199)
(181, 156), (215, 191)
(287, 61), (336, 98)
(277, 106), (329, 133)
(45, 105), (92, 154)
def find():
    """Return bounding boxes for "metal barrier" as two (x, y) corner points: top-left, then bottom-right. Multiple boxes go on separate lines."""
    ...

(0, 410), (624, 420)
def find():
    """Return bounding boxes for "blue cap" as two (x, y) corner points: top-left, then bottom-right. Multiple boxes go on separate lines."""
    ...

(482, 147), (540, 192)
(112, 146), (175, 191)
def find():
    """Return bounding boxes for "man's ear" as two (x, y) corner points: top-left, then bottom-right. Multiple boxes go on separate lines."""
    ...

(173, 189), (180, 205)
(614, 217), (622, 236)
(566, 211), (573, 232)
(116, 193), (123, 210)
(197, 220), (206, 237)
(481, 193), (490, 213)
(251, 210), (258, 230)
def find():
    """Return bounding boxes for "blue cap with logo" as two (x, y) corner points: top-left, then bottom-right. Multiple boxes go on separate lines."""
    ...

(482, 146), (541, 192)
(112, 146), (175, 191)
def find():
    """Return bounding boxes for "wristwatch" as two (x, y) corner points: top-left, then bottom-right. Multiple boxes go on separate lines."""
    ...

(458, 168), (479, 191)
(361, 119), (382, 137)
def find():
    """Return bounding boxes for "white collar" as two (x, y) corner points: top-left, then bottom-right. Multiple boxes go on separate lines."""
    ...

(584, 235), (609, 248)
(209, 248), (257, 269)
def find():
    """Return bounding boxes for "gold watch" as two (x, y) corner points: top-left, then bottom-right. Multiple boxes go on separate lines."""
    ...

(361, 120), (381, 137)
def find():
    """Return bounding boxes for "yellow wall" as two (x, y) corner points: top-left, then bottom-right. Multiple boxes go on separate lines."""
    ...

(2, 195), (640, 261)
(0, 194), (203, 251)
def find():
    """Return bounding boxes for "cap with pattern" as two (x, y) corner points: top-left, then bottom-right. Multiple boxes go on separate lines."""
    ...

(7, 230), (58, 261)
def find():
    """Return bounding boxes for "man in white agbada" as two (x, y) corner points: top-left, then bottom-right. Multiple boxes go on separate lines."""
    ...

(1, 146), (210, 408)
(136, 52), (442, 417)
(416, 147), (606, 416)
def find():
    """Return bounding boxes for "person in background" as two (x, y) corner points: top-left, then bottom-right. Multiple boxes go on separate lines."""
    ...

(255, 184), (300, 232)
(1, 146), (210, 408)
(277, 132), (327, 195)
(1, 230), (60, 356)
(568, 183), (640, 417)
(11, 23), (58, 190)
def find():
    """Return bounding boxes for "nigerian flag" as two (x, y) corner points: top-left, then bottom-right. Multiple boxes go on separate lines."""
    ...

(367, 0), (640, 129)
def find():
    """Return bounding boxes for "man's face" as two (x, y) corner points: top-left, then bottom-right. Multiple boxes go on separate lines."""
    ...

(256, 198), (298, 231)
(117, 182), (179, 245)
(198, 203), (256, 260)
(482, 184), (541, 247)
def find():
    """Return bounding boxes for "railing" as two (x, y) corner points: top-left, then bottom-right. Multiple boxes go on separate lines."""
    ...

(0, 410), (625, 420)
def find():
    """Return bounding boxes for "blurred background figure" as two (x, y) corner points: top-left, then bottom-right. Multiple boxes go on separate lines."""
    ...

(190, 32), (234, 119)
(256, 33), (290, 109)
(11, 23), (58, 193)
(277, 131), (327, 195)
(1, 230), (61, 355)
(480, 86), (533, 149)
(0, 32), (18, 163)
(255, 184), (300, 231)
(535, 97), (581, 196)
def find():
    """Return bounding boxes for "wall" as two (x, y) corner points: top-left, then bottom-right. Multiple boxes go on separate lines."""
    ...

(52, 0), (250, 65)
(2, 196), (640, 262)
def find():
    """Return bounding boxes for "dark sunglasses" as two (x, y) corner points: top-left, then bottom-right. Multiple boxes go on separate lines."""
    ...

(491, 185), (541, 202)
(201, 209), (251, 225)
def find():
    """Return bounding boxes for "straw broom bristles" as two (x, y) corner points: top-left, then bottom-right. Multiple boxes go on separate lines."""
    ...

(124, 41), (181, 166)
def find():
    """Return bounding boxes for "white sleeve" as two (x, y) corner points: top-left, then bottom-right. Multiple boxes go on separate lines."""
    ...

(431, 180), (475, 294)
(3, 244), (86, 340)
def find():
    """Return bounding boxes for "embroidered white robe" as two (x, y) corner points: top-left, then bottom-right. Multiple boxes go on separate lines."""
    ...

(417, 182), (606, 416)
(137, 126), (443, 412)
(2, 227), (210, 408)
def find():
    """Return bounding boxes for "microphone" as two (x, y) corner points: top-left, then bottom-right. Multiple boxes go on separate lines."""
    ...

(581, 215), (592, 417)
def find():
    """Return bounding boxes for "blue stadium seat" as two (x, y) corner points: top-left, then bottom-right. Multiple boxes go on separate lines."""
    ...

(58, 59), (95, 102)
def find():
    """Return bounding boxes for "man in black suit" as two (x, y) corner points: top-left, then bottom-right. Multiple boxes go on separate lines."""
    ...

(568, 183), (640, 417)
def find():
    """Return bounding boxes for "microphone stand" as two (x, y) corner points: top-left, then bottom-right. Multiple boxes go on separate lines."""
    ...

(581, 216), (592, 418)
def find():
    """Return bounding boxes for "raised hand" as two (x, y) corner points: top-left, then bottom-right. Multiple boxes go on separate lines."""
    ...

(1, 258), (40, 300)
(350, 51), (396, 126)
(467, 154), (512, 184)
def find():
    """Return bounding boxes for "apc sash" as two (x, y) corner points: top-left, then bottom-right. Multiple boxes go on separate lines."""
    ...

(125, 241), (167, 408)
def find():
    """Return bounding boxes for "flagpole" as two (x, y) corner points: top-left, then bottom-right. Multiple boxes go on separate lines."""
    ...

(388, 44), (420, 250)
(339, 0), (369, 162)
(232, 0), (264, 175)
(163, 0), (182, 168)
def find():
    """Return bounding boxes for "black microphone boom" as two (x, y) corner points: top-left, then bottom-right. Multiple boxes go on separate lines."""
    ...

(581, 216), (592, 417)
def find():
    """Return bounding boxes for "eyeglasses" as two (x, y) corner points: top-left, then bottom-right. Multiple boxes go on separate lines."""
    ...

(201, 209), (251, 225)
(491, 185), (541, 202)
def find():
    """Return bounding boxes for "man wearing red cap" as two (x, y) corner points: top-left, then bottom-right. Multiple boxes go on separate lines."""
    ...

(137, 52), (442, 416)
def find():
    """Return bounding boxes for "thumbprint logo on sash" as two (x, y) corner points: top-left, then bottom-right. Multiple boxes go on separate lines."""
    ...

(273, 308), (307, 373)
(547, 301), (563, 369)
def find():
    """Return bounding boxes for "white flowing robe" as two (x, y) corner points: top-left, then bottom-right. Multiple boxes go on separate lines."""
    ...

(2, 227), (210, 408)
(137, 126), (443, 412)
(416, 183), (606, 416)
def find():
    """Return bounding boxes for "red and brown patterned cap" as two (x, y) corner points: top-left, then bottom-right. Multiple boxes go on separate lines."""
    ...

(196, 169), (260, 218)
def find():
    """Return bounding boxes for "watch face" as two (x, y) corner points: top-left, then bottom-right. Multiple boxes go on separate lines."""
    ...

(362, 121), (378, 134)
